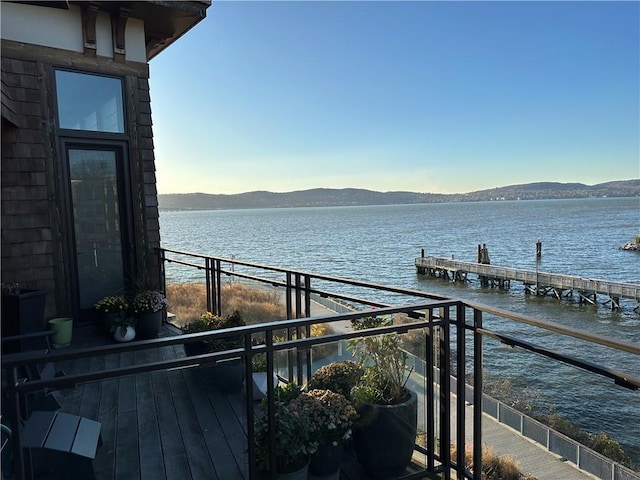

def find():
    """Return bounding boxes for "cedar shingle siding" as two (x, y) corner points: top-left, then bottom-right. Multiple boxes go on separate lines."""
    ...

(1, 44), (161, 320)
(1, 57), (57, 316)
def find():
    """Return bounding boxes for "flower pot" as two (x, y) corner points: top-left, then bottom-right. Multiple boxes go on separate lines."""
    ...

(48, 317), (73, 348)
(183, 340), (211, 357)
(310, 442), (343, 477)
(137, 310), (163, 339)
(276, 456), (309, 480)
(352, 390), (418, 479)
(245, 372), (279, 400)
(113, 325), (136, 342)
(2, 289), (47, 353)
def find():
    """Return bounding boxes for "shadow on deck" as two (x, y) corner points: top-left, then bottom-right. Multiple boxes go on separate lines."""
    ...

(56, 324), (249, 480)
(52, 324), (401, 480)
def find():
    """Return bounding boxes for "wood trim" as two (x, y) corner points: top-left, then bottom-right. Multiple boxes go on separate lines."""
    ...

(1, 40), (149, 78)
(81, 2), (99, 57)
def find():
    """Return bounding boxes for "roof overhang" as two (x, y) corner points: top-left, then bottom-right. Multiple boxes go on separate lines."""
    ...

(9, 1), (211, 61)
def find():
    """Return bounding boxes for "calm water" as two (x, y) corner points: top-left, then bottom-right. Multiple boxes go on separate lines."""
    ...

(160, 197), (640, 460)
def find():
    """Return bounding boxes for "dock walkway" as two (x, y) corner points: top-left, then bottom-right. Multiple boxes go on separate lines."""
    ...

(415, 256), (640, 310)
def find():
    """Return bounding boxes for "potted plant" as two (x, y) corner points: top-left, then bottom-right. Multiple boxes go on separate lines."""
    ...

(255, 383), (316, 479)
(347, 315), (418, 479)
(307, 360), (364, 399)
(302, 389), (358, 477)
(1, 282), (47, 352)
(110, 315), (136, 342)
(95, 295), (129, 334)
(245, 341), (280, 400)
(132, 290), (168, 339)
(181, 310), (247, 392)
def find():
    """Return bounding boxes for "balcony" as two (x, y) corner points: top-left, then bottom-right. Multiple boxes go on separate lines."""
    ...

(2, 248), (639, 480)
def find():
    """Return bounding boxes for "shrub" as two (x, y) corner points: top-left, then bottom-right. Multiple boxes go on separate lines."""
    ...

(308, 360), (364, 398)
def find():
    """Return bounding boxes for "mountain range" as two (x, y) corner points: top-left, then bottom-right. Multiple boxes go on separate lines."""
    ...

(158, 179), (640, 211)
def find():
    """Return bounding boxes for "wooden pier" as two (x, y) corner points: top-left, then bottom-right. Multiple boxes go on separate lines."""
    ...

(415, 256), (640, 310)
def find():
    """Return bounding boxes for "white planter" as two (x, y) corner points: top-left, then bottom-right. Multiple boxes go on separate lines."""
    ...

(244, 372), (279, 399)
(113, 325), (136, 342)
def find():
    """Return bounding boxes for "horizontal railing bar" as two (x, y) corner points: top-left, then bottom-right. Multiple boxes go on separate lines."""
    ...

(163, 247), (452, 302)
(163, 249), (639, 356)
(471, 302), (640, 355)
(2, 303), (442, 379)
(478, 328), (640, 390)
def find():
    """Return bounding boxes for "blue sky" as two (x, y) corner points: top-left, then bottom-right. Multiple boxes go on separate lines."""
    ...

(149, 1), (639, 195)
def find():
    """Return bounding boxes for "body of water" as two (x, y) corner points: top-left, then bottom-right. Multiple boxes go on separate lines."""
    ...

(160, 197), (640, 461)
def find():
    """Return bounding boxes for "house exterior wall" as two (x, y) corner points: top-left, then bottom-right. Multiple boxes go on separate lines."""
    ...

(1, 40), (159, 320)
(1, 2), (147, 62)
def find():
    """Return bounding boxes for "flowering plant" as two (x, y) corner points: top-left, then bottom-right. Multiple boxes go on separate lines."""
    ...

(132, 290), (168, 313)
(95, 295), (129, 313)
(292, 389), (358, 446)
(255, 383), (317, 474)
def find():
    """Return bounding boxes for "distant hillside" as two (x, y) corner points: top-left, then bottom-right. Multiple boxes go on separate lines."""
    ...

(158, 180), (640, 211)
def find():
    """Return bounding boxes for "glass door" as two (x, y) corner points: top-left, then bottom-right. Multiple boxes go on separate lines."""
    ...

(67, 147), (129, 316)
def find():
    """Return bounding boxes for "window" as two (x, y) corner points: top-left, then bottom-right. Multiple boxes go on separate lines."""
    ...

(55, 70), (125, 133)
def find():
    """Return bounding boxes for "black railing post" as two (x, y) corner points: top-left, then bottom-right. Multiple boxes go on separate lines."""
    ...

(205, 257), (212, 313)
(473, 308), (483, 480)
(245, 332), (257, 479)
(456, 302), (467, 477)
(295, 273), (304, 385)
(266, 329), (277, 480)
(285, 273), (294, 382)
(285, 272), (293, 320)
(158, 248), (166, 296)
(304, 274), (312, 383)
(426, 308), (435, 471)
(214, 259), (222, 316)
(8, 366), (26, 480)
(440, 306), (451, 479)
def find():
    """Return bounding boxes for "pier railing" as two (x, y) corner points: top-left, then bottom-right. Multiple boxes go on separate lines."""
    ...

(416, 256), (640, 306)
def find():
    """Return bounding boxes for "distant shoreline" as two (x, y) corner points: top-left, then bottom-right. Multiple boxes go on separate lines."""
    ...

(158, 181), (639, 211)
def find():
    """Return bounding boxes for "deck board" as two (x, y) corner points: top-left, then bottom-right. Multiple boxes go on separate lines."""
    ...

(136, 372), (165, 479)
(115, 410), (139, 479)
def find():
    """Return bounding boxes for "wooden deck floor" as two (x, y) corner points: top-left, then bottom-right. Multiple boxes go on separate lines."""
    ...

(54, 324), (250, 480)
(47, 324), (395, 480)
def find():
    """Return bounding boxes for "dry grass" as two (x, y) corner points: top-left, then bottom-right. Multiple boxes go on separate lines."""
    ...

(166, 282), (286, 328)
(449, 444), (537, 480)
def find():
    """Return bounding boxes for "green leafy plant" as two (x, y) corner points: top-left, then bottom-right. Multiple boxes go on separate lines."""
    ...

(95, 295), (129, 313)
(308, 360), (364, 398)
(347, 315), (411, 406)
(1, 283), (19, 296)
(180, 310), (246, 353)
(109, 315), (136, 336)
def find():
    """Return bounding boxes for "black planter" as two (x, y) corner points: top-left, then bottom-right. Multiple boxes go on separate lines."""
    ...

(183, 340), (211, 357)
(1, 289), (47, 353)
(310, 441), (344, 476)
(352, 389), (418, 479)
(136, 310), (163, 339)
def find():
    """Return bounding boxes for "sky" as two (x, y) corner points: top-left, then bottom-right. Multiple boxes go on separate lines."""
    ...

(149, 1), (640, 195)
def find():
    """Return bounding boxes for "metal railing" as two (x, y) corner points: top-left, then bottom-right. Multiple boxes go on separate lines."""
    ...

(2, 248), (638, 480)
